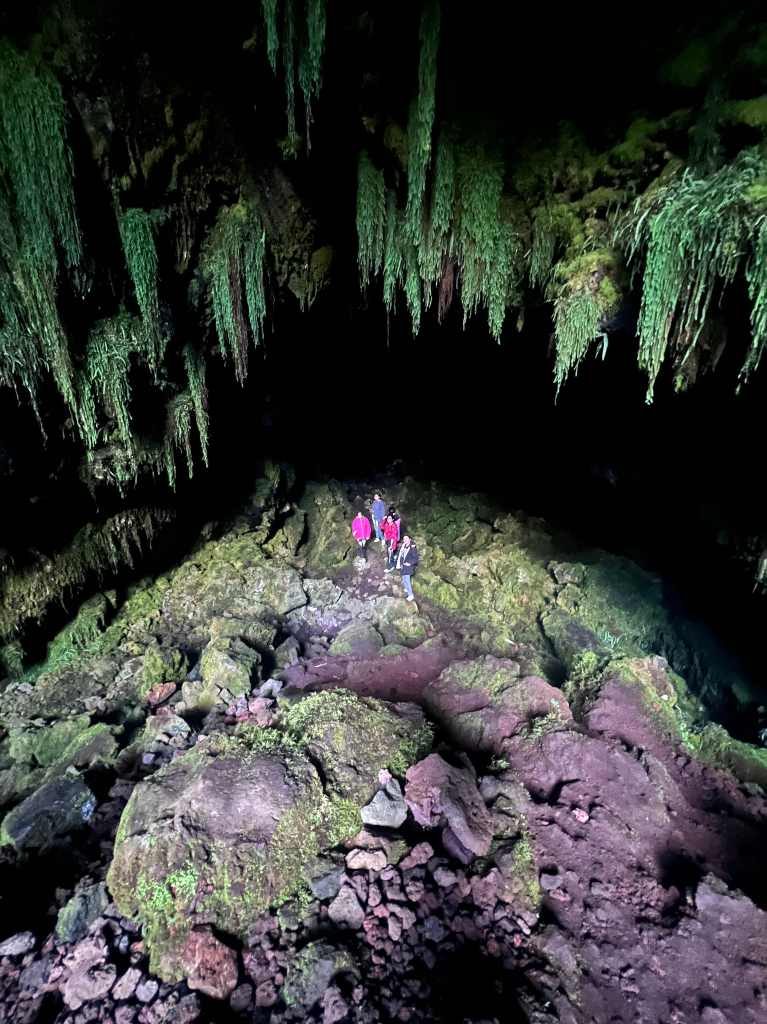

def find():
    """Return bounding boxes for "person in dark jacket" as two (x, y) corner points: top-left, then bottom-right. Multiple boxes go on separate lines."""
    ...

(395, 534), (419, 601)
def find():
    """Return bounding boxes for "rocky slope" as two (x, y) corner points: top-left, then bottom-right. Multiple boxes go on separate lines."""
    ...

(0, 469), (765, 1024)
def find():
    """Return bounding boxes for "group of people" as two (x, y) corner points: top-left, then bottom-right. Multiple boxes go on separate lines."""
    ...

(351, 493), (420, 601)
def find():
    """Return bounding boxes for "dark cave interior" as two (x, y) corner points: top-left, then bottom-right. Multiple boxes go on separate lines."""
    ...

(0, 0), (766, 721)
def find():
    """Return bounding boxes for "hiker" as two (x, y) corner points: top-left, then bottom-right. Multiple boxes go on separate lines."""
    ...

(371, 493), (387, 544)
(382, 514), (400, 571)
(396, 534), (419, 601)
(352, 511), (372, 561)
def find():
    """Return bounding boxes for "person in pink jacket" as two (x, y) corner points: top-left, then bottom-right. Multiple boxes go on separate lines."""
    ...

(352, 511), (372, 561)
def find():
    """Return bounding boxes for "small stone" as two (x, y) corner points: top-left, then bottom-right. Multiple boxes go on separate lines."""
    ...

(182, 928), (238, 1000)
(0, 932), (35, 957)
(433, 867), (458, 889)
(309, 867), (345, 902)
(328, 887), (364, 930)
(345, 849), (388, 873)
(146, 682), (177, 707)
(113, 967), (142, 1001)
(322, 985), (350, 1024)
(399, 843), (433, 871)
(255, 980), (278, 1008)
(230, 982), (254, 1013)
(405, 879), (425, 902)
(571, 807), (589, 823)
(360, 780), (408, 829)
(135, 978), (159, 1003)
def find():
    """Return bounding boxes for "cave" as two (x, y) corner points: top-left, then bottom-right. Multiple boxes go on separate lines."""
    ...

(0, 3), (766, 1023)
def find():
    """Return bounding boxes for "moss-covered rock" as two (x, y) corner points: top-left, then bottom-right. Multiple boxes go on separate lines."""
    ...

(7, 715), (93, 767)
(160, 528), (306, 637)
(55, 882), (109, 944)
(1, 776), (96, 852)
(299, 481), (354, 573)
(200, 638), (260, 696)
(370, 596), (429, 647)
(138, 644), (189, 698)
(423, 656), (572, 753)
(279, 690), (433, 799)
(107, 729), (361, 980)
(282, 940), (357, 1011)
(687, 724), (767, 789)
(329, 622), (383, 658)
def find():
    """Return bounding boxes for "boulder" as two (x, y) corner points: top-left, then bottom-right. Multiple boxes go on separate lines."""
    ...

(405, 754), (493, 863)
(370, 596), (429, 647)
(279, 690), (433, 802)
(200, 637), (260, 695)
(423, 656), (572, 753)
(329, 622), (383, 658)
(1, 777), (96, 852)
(161, 535), (306, 632)
(107, 729), (362, 980)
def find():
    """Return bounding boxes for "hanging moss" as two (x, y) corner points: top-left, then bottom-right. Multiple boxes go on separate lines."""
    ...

(259, 0), (327, 152)
(418, 130), (455, 287)
(0, 508), (170, 640)
(382, 189), (403, 314)
(298, 0), (327, 143)
(356, 152), (386, 289)
(404, 0), (440, 246)
(0, 40), (81, 268)
(201, 201), (267, 385)
(261, 0), (280, 73)
(77, 314), (148, 461)
(118, 208), (163, 371)
(162, 393), (196, 490)
(618, 146), (767, 400)
(0, 40), (81, 422)
(183, 346), (210, 466)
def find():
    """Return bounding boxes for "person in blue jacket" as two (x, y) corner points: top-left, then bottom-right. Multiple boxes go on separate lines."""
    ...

(371, 492), (387, 545)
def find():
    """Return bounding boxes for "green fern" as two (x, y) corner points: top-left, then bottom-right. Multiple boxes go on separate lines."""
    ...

(183, 346), (210, 466)
(260, 0), (327, 152)
(0, 507), (170, 639)
(0, 40), (82, 422)
(118, 208), (163, 371)
(298, 0), (326, 143)
(162, 393), (195, 489)
(356, 152), (385, 288)
(201, 201), (267, 384)
(404, 0), (440, 246)
(619, 146), (767, 399)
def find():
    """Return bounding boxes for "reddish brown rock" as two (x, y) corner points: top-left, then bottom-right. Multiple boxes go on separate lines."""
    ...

(399, 842), (433, 870)
(181, 928), (238, 1000)
(405, 754), (493, 863)
(146, 682), (177, 707)
(346, 849), (387, 873)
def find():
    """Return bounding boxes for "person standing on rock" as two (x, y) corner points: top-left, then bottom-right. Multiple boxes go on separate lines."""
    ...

(395, 534), (419, 601)
(352, 511), (372, 561)
(382, 514), (400, 571)
(371, 493), (387, 544)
